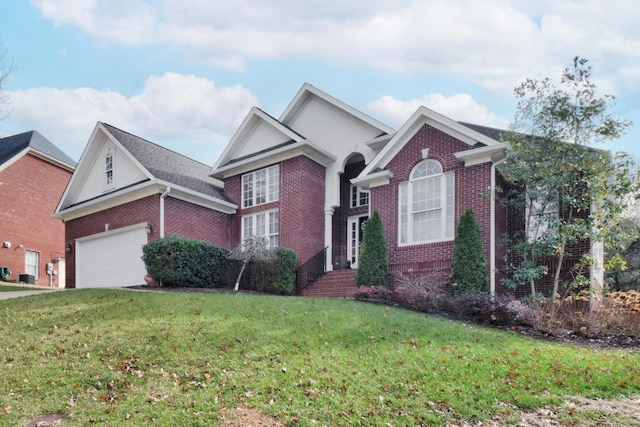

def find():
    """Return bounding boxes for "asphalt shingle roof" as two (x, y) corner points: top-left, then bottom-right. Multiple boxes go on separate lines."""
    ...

(0, 130), (76, 167)
(102, 123), (232, 203)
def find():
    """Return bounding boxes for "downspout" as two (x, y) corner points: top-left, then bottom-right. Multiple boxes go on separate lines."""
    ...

(160, 187), (171, 238)
(490, 158), (506, 297)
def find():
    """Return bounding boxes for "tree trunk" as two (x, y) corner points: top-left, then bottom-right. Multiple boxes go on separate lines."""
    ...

(234, 260), (248, 292)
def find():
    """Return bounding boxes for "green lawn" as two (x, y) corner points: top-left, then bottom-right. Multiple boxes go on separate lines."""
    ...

(0, 284), (43, 292)
(1, 289), (638, 426)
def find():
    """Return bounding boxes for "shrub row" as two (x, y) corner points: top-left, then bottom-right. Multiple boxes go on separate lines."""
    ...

(142, 236), (298, 294)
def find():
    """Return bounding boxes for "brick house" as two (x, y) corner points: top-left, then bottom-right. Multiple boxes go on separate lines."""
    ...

(53, 83), (601, 295)
(0, 131), (75, 287)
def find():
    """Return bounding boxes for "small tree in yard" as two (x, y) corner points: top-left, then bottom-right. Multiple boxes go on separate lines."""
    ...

(229, 236), (276, 292)
(501, 57), (639, 300)
(450, 208), (488, 296)
(356, 210), (389, 287)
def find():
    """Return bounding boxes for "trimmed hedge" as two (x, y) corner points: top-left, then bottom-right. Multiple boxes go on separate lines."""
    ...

(450, 208), (488, 296)
(142, 236), (230, 288)
(273, 247), (298, 295)
(356, 210), (389, 287)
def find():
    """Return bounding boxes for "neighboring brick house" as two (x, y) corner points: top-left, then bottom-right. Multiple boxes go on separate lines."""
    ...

(54, 83), (601, 295)
(0, 131), (75, 287)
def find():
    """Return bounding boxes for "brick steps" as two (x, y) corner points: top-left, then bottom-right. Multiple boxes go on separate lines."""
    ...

(302, 269), (358, 298)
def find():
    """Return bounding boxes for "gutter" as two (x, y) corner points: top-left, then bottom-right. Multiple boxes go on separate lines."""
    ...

(160, 187), (171, 238)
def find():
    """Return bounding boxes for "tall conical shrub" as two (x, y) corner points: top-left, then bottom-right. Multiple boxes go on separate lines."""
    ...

(356, 210), (389, 287)
(450, 208), (488, 295)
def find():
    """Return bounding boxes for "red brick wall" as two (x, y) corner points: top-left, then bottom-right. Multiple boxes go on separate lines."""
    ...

(224, 156), (326, 266)
(0, 154), (72, 286)
(164, 197), (232, 247)
(371, 124), (494, 286)
(64, 195), (233, 288)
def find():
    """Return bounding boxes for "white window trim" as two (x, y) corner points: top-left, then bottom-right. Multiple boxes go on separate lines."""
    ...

(241, 209), (279, 248)
(350, 185), (370, 208)
(104, 148), (115, 190)
(526, 186), (559, 241)
(398, 160), (455, 246)
(25, 250), (39, 279)
(242, 165), (280, 208)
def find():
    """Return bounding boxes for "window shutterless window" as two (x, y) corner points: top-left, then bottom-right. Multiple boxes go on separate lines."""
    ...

(350, 185), (369, 208)
(105, 149), (114, 186)
(25, 250), (39, 278)
(242, 209), (279, 248)
(399, 160), (454, 245)
(242, 165), (279, 208)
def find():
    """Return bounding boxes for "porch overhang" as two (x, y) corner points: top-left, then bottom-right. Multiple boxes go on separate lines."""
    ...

(350, 169), (394, 190)
(454, 142), (511, 166)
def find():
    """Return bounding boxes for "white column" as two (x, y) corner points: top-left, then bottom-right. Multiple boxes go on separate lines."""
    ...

(324, 207), (334, 271)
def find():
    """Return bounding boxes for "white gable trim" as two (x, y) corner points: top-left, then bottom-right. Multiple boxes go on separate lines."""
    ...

(280, 83), (395, 135)
(211, 140), (336, 179)
(359, 106), (502, 179)
(55, 122), (154, 214)
(0, 147), (75, 174)
(213, 107), (304, 170)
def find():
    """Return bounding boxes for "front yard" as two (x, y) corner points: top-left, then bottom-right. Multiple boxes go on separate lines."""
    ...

(1, 289), (638, 426)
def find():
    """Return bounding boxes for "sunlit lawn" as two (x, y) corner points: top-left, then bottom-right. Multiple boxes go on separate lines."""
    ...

(1, 289), (638, 426)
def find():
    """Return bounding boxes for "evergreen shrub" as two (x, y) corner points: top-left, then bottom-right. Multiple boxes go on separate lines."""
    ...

(142, 236), (230, 287)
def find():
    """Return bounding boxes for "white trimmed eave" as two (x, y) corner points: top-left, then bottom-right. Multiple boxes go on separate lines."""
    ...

(366, 133), (394, 151)
(0, 147), (75, 174)
(361, 106), (503, 177)
(454, 142), (511, 166)
(211, 140), (336, 179)
(213, 108), (304, 170)
(350, 169), (394, 190)
(53, 179), (237, 222)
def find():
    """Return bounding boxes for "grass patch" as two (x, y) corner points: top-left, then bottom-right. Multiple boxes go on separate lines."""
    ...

(0, 285), (43, 292)
(0, 289), (638, 426)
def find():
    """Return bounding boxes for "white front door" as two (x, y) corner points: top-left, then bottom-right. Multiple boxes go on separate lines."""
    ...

(347, 215), (368, 269)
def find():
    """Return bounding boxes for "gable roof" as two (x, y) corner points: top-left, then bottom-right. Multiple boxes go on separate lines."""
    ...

(0, 130), (76, 172)
(280, 83), (395, 135)
(55, 122), (236, 220)
(356, 106), (508, 182)
(211, 83), (393, 178)
(102, 123), (231, 201)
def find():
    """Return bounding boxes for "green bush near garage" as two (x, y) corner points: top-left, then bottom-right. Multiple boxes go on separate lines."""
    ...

(142, 236), (230, 287)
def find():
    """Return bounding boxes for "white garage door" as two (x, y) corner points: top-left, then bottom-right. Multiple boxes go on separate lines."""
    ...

(76, 224), (148, 288)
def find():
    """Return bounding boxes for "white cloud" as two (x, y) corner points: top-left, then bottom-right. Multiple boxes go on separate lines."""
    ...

(28, 0), (640, 96)
(8, 72), (258, 162)
(367, 93), (510, 130)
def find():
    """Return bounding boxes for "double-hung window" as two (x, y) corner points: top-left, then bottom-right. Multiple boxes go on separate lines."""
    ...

(399, 160), (454, 245)
(25, 250), (39, 278)
(242, 165), (279, 208)
(526, 186), (559, 241)
(242, 210), (279, 248)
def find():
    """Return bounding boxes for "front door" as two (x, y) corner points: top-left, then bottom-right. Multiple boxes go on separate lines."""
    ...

(347, 215), (368, 269)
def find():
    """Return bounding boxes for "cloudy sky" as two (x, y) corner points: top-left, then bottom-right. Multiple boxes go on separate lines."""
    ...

(1, 0), (639, 165)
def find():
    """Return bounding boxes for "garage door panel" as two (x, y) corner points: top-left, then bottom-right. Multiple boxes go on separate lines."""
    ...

(77, 227), (148, 288)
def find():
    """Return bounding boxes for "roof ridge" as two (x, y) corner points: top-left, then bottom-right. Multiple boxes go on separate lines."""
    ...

(100, 122), (213, 169)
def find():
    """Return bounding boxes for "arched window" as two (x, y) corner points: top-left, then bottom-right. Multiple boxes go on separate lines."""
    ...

(399, 160), (454, 245)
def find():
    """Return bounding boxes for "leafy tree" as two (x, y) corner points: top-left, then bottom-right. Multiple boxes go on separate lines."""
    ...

(450, 208), (488, 296)
(356, 210), (389, 287)
(501, 57), (639, 299)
